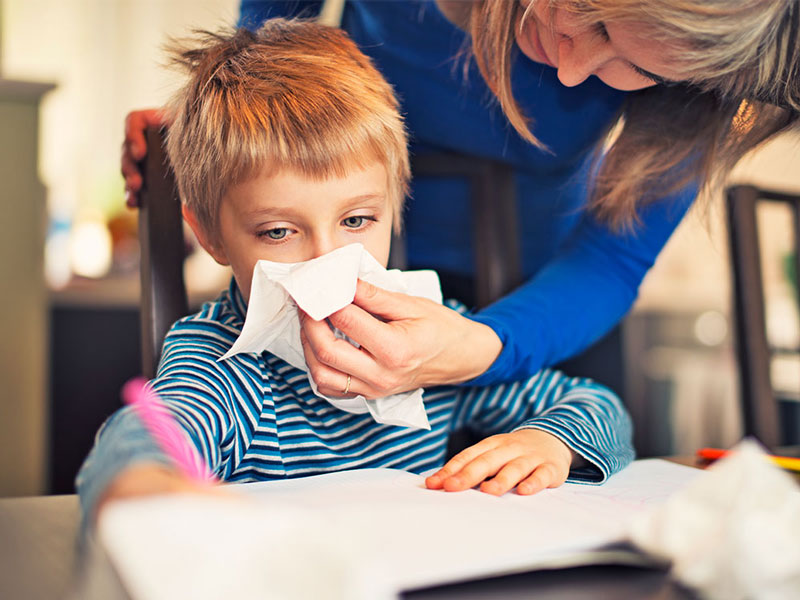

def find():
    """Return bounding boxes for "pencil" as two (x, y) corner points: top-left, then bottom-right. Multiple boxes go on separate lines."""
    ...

(697, 447), (800, 473)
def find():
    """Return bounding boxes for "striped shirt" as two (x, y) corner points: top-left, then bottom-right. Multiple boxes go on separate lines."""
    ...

(77, 279), (634, 518)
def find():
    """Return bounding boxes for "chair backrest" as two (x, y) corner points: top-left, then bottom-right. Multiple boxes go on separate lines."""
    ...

(138, 126), (188, 379)
(725, 184), (800, 449)
(410, 152), (522, 308)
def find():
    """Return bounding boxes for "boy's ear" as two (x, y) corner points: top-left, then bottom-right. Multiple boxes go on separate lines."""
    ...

(181, 205), (230, 266)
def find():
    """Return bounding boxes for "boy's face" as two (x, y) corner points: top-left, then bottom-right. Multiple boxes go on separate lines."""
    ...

(185, 161), (394, 302)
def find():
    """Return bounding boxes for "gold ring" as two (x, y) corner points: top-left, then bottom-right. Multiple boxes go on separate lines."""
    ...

(343, 374), (351, 395)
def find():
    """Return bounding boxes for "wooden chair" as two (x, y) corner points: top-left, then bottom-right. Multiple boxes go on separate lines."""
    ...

(725, 184), (800, 449)
(408, 152), (522, 308)
(138, 127), (188, 379)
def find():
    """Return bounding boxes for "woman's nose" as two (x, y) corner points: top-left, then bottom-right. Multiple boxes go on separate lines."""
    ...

(555, 30), (613, 87)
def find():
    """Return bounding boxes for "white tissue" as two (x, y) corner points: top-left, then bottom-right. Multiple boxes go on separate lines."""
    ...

(220, 243), (442, 430)
(629, 439), (800, 600)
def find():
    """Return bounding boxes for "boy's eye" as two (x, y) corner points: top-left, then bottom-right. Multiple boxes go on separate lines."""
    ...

(343, 216), (367, 228)
(260, 228), (289, 240)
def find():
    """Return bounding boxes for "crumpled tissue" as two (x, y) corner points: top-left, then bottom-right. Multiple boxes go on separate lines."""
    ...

(629, 439), (800, 599)
(220, 243), (442, 430)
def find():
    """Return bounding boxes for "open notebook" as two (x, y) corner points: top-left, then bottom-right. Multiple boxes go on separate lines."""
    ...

(98, 459), (701, 600)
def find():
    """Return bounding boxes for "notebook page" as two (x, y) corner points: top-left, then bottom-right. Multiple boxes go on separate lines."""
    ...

(235, 459), (701, 590)
(99, 459), (701, 600)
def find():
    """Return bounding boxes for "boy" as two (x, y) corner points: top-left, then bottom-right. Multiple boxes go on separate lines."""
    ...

(77, 19), (634, 520)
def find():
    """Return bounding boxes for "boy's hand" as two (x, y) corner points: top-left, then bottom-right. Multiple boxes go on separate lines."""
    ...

(425, 429), (578, 496)
(96, 463), (224, 518)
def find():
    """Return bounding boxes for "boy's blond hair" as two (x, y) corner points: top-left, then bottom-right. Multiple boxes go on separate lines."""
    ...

(165, 19), (409, 237)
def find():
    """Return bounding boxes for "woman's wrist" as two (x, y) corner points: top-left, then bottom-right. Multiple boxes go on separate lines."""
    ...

(458, 318), (503, 383)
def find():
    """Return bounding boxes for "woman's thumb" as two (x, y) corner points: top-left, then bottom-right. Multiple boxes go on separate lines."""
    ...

(353, 279), (415, 319)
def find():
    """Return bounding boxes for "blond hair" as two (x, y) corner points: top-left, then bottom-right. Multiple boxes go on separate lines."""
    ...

(165, 19), (409, 236)
(468, 0), (800, 229)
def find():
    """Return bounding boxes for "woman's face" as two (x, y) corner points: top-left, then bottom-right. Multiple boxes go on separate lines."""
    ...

(516, 0), (685, 90)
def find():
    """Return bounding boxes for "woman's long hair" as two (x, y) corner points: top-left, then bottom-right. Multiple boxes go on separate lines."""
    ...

(468, 0), (800, 229)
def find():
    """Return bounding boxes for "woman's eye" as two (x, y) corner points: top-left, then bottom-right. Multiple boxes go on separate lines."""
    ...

(343, 216), (367, 228)
(260, 228), (288, 240)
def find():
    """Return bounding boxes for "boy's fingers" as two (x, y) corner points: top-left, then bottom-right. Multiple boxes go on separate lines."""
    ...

(426, 440), (495, 489)
(435, 437), (501, 478)
(516, 464), (557, 496)
(480, 457), (536, 496)
(442, 446), (516, 492)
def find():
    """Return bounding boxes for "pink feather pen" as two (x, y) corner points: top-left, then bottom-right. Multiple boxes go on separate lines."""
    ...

(122, 377), (216, 483)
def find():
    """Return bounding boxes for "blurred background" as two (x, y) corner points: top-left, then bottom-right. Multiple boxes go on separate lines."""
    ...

(1, 0), (798, 497)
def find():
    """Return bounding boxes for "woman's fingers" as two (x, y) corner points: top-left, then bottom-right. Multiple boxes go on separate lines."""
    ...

(121, 108), (168, 207)
(326, 280), (503, 394)
(299, 313), (377, 398)
(349, 279), (420, 322)
(326, 298), (400, 365)
(121, 150), (143, 206)
(300, 306), (415, 398)
(300, 279), (503, 397)
(124, 108), (166, 159)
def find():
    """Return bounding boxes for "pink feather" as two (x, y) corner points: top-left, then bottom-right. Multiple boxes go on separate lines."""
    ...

(122, 377), (215, 483)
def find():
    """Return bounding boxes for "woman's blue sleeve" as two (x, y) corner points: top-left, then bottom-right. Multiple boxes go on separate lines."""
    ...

(468, 184), (697, 386)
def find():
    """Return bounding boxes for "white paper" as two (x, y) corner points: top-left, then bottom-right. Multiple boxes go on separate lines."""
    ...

(220, 244), (442, 430)
(99, 459), (701, 600)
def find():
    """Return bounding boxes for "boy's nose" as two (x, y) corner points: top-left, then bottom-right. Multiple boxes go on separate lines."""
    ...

(554, 25), (613, 87)
(308, 234), (340, 261)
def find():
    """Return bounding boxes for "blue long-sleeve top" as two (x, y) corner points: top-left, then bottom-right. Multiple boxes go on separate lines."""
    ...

(238, 0), (696, 385)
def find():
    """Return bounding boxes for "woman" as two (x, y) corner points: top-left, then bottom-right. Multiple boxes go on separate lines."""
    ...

(122, 0), (799, 399)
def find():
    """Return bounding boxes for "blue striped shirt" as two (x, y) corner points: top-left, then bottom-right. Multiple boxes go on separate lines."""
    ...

(77, 279), (634, 518)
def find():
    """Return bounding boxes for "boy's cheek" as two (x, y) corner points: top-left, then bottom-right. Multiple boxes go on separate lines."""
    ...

(364, 229), (393, 268)
(231, 271), (252, 303)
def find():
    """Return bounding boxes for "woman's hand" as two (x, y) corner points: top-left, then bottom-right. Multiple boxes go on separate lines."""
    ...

(121, 108), (168, 207)
(425, 429), (578, 496)
(299, 280), (503, 399)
